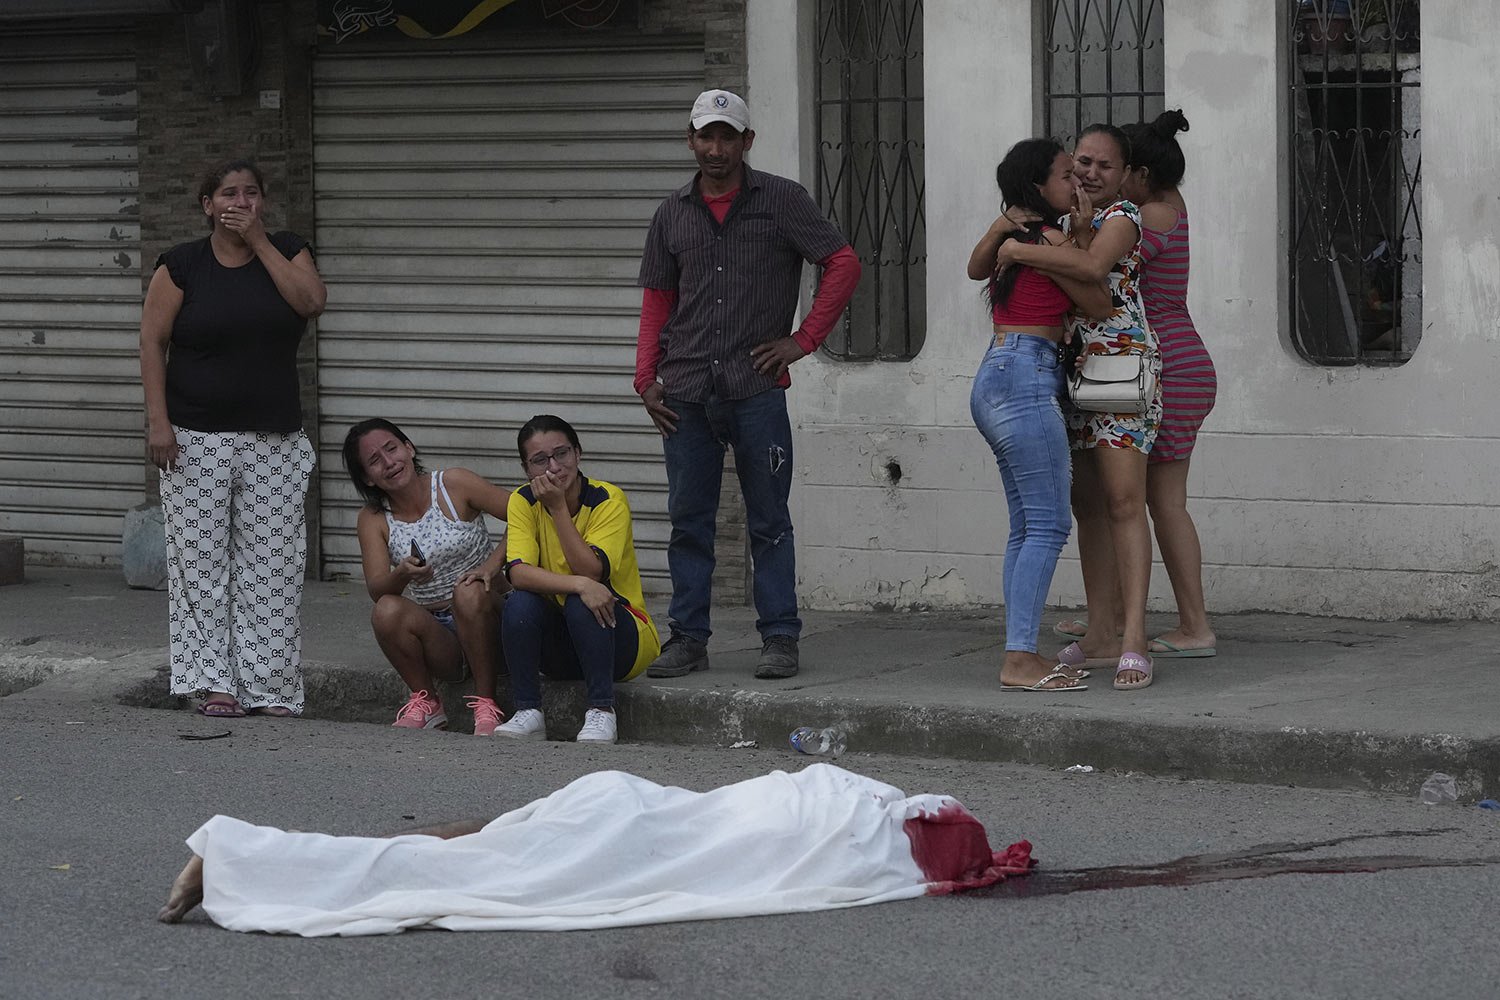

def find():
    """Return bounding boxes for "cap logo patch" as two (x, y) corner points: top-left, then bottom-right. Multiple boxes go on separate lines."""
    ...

(715, 96), (728, 108)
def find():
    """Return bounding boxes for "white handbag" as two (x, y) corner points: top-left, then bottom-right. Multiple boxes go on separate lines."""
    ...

(1068, 353), (1157, 414)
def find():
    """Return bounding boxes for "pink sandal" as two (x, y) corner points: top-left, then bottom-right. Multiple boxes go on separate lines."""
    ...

(1057, 642), (1120, 670)
(1113, 652), (1154, 690)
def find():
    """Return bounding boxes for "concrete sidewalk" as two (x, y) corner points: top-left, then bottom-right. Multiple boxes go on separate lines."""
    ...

(2, 566), (1495, 799)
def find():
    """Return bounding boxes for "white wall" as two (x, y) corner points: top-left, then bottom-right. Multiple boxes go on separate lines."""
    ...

(748, 1), (1500, 620)
(750, 1), (1038, 610)
(1168, 0), (1500, 619)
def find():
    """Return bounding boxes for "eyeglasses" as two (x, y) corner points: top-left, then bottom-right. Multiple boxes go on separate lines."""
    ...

(525, 445), (576, 471)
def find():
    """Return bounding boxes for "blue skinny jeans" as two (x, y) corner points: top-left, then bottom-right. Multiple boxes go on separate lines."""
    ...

(969, 334), (1074, 654)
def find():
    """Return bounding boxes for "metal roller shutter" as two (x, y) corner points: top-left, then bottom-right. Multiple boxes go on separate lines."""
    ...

(313, 38), (702, 591)
(0, 26), (140, 565)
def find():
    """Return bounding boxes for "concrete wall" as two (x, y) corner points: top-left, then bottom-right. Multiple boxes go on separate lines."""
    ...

(1162, 1), (1500, 620)
(748, 0), (1500, 620)
(751, 1), (1037, 611)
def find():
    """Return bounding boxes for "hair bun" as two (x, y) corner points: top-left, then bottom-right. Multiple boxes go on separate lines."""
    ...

(1153, 108), (1189, 137)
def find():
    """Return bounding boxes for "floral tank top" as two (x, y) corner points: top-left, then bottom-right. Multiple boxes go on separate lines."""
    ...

(384, 470), (497, 606)
(1065, 199), (1160, 362)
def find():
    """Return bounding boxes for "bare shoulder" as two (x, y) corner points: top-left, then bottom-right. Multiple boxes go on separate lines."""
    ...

(1139, 201), (1181, 233)
(443, 467), (511, 519)
(441, 467), (500, 500)
(1040, 227), (1068, 246)
(356, 504), (386, 535)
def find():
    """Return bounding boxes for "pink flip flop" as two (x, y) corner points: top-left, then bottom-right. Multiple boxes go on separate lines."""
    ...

(197, 697), (246, 718)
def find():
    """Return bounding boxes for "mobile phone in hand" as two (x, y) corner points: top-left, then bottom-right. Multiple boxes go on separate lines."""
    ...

(409, 540), (425, 567)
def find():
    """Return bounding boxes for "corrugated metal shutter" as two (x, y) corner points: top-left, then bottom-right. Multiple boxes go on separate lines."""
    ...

(313, 39), (702, 592)
(0, 26), (141, 565)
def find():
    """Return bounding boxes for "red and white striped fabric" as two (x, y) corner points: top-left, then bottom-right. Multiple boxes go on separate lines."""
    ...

(183, 764), (1034, 936)
(1139, 211), (1217, 464)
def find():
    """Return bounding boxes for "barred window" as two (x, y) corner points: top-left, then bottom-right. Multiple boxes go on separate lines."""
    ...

(1040, 0), (1164, 145)
(1289, 1), (1421, 365)
(814, 0), (925, 361)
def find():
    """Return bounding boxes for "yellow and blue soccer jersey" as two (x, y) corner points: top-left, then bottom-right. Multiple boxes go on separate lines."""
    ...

(504, 476), (660, 678)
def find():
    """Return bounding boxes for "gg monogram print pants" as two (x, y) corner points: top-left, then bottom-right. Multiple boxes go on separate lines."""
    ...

(160, 428), (316, 713)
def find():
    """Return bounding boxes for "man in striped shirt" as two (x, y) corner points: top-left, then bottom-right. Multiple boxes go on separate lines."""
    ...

(635, 89), (861, 680)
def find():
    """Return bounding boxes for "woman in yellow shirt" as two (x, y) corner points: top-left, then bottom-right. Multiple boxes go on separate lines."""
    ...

(493, 415), (661, 745)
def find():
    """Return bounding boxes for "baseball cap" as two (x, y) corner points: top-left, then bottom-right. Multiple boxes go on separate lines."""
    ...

(690, 90), (750, 132)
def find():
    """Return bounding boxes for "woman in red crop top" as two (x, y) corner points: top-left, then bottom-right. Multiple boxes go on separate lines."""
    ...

(966, 139), (1112, 693)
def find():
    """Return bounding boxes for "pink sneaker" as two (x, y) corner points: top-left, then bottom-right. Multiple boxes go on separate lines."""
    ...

(465, 695), (505, 737)
(392, 690), (447, 730)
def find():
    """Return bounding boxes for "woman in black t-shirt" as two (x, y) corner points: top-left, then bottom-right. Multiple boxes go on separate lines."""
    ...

(139, 159), (327, 718)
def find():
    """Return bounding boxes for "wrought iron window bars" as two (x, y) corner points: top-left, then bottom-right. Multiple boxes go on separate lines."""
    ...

(815, 0), (926, 361)
(1289, 0), (1421, 364)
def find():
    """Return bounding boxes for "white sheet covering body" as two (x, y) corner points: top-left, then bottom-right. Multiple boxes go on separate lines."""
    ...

(185, 764), (1008, 935)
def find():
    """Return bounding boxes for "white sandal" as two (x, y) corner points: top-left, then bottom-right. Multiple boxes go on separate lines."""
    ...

(1001, 666), (1087, 692)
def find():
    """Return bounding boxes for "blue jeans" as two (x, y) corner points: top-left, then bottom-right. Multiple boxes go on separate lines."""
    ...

(969, 335), (1073, 654)
(501, 591), (638, 709)
(661, 388), (800, 642)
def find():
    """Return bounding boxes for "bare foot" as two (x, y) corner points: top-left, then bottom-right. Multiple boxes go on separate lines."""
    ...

(158, 855), (204, 923)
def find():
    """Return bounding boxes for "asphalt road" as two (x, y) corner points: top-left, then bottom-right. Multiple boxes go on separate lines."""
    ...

(2, 691), (1497, 1000)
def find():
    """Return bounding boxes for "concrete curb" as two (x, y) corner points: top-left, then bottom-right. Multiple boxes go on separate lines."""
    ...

(618, 684), (1500, 799)
(11, 569), (1497, 800)
(105, 663), (1500, 799)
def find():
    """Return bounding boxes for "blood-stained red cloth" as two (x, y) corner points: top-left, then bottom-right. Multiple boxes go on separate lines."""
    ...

(904, 801), (1036, 894)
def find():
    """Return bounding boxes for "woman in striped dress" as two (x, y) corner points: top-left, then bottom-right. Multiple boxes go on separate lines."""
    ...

(1122, 111), (1218, 657)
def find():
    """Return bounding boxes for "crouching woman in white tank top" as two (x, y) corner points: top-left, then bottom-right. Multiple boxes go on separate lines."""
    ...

(343, 418), (513, 735)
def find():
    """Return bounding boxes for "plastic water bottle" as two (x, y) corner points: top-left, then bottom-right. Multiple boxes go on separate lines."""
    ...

(789, 726), (846, 758)
(1418, 772), (1457, 805)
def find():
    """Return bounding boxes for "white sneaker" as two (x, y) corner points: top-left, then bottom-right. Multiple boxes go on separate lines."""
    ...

(493, 708), (546, 741)
(576, 708), (618, 745)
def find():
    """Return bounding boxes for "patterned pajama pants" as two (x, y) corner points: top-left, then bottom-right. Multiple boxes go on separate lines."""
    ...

(160, 428), (316, 713)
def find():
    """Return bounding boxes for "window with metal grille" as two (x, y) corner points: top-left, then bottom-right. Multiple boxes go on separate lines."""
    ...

(1289, 1), (1421, 365)
(814, 0), (925, 361)
(1040, 0), (1164, 145)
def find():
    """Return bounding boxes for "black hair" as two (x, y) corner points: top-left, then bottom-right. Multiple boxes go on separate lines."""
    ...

(1122, 109), (1190, 191)
(341, 418), (425, 511)
(197, 158), (267, 230)
(516, 414), (583, 464)
(1077, 122), (1131, 165)
(988, 138), (1067, 311)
